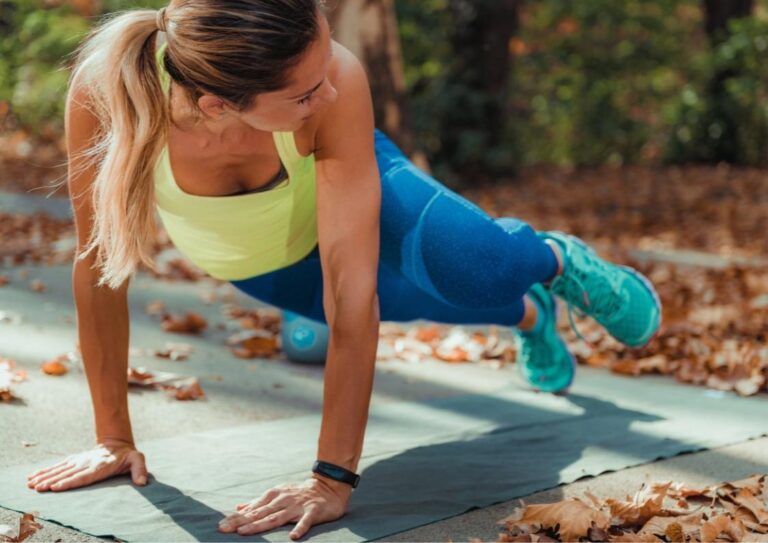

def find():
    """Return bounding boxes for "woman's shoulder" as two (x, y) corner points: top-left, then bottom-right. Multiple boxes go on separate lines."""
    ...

(312, 40), (372, 131)
(327, 40), (369, 98)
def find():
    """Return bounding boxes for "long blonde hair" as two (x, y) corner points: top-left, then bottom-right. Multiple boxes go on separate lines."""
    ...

(70, 0), (322, 288)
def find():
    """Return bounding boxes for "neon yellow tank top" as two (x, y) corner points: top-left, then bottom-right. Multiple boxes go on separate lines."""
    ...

(153, 43), (318, 281)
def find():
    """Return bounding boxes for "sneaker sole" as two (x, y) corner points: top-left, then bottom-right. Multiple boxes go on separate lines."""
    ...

(618, 264), (663, 348)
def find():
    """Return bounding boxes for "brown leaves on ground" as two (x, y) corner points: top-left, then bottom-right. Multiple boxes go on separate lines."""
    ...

(225, 306), (282, 334)
(39, 354), (70, 376)
(152, 342), (194, 361)
(127, 366), (206, 401)
(461, 166), (768, 398)
(160, 311), (208, 335)
(501, 499), (610, 542)
(224, 306), (283, 359)
(228, 331), (280, 359)
(377, 324), (517, 368)
(463, 165), (768, 259)
(0, 357), (27, 402)
(0, 512), (43, 542)
(0, 212), (74, 267)
(491, 474), (768, 542)
(572, 262), (768, 397)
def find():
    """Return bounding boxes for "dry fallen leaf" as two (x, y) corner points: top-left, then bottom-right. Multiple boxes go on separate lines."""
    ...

(161, 379), (206, 401)
(638, 512), (704, 542)
(227, 330), (280, 359)
(0, 512), (43, 542)
(161, 312), (208, 335)
(700, 513), (745, 542)
(0, 358), (27, 402)
(607, 481), (673, 528)
(127, 367), (206, 401)
(501, 499), (610, 542)
(154, 343), (194, 361)
(40, 355), (69, 376)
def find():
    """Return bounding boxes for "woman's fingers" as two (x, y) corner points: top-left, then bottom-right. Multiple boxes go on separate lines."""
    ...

(250, 488), (280, 509)
(128, 451), (148, 485)
(231, 489), (280, 514)
(33, 465), (85, 491)
(32, 464), (77, 490)
(236, 509), (297, 535)
(26, 461), (69, 481)
(290, 511), (315, 540)
(49, 468), (97, 492)
(27, 462), (72, 488)
(220, 500), (288, 533)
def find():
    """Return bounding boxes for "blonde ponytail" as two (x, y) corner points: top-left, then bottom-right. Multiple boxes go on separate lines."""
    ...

(70, 10), (168, 289)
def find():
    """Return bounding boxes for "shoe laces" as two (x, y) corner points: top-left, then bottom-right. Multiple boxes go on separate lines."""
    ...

(552, 245), (626, 343)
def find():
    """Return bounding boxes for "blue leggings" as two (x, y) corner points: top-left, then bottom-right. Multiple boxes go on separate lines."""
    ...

(230, 130), (559, 327)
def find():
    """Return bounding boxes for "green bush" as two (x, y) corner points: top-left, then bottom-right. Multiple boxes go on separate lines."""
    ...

(0, 0), (165, 133)
(666, 16), (768, 165)
(3, 0), (768, 170)
(0, 1), (89, 131)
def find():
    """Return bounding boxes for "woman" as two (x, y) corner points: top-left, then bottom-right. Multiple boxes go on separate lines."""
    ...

(25, 1), (661, 539)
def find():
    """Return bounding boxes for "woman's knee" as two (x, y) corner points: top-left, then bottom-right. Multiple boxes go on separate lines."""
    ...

(415, 198), (546, 309)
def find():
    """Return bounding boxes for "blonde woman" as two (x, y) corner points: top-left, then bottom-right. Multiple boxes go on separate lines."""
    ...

(25, 1), (661, 539)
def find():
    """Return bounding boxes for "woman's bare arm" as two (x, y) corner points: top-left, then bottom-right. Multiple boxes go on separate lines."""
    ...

(66, 74), (134, 446)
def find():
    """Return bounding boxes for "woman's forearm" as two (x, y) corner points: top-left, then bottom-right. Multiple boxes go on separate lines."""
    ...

(73, 260), (134, 445)
(316, 294), (379, 478)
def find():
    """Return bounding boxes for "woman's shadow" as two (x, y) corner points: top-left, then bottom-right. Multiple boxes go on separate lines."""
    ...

(120, 391), (712, 542)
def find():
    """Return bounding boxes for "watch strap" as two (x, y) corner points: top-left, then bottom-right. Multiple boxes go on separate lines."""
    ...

(312, 460), (360, 489)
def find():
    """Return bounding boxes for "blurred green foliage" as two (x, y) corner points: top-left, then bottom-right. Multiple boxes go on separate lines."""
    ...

(2, 0), (768, 172)
(667, 16), (768, 165)
(0, 0), (165, 133)
(398, 0), (768, 174)
(0, 0), (89, 130)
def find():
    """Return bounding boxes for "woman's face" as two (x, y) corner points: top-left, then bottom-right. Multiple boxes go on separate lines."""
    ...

(203, 13), (338, 133)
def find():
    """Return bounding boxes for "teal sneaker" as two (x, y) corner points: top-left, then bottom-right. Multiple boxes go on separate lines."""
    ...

(515, 283), (576, 394)
(538, 231), (662, 348)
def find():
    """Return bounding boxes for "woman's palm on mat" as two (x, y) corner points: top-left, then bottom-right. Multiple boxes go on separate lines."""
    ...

(218, 477), (349, 539)
(26, 440), (149, 492)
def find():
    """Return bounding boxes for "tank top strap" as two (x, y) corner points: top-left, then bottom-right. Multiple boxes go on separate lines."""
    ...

(273, 131), (306, 165)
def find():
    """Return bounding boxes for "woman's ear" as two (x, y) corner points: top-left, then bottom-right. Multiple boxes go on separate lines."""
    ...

(197, 94), (228, 118)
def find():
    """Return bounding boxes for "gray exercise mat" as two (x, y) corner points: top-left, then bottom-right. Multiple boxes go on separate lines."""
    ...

(1, 368), (767, 542)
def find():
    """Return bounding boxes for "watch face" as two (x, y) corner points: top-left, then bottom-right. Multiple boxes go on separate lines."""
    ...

(326, 465), (344, 477)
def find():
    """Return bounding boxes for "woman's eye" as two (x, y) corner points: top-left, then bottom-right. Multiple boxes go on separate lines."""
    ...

(298, 95), (312, 105)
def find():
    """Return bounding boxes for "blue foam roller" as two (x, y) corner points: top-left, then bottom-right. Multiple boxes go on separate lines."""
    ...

(280, 310), (329, 364)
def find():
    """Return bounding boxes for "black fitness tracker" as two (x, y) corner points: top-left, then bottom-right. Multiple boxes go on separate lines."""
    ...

(312, 460), (361, 489)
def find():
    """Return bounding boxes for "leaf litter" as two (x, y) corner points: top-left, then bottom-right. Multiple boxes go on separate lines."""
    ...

(2, 165), (767, 400)
(480, 474), (768, 542)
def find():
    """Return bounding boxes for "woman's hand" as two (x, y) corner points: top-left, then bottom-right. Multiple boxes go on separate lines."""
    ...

(218, 476), (351, 539)
(25, 438), (149, 492)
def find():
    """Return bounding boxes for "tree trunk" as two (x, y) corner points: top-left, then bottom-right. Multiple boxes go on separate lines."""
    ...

(440, 0), (520, 179)
(701, 0), (754, 163)
(328, 0), (417, 157)
(703, 0), (753, 45)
